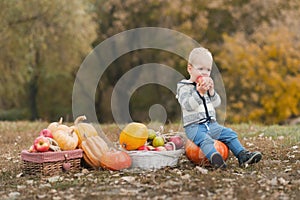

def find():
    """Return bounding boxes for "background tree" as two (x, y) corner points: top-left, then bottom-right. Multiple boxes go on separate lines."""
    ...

(0, 0), (97, 120)
(0, 0), (299, 124)
(92, 0), (216, 123)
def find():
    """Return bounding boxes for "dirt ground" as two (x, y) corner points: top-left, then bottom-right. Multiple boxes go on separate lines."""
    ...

(0, 122), (299, 200)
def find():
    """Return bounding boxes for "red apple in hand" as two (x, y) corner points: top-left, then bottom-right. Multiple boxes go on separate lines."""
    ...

(196, 76), (203, 84)
(196, 76), (207, 95)
(34, 136), (50, 152)
(39, 128), (53, 138)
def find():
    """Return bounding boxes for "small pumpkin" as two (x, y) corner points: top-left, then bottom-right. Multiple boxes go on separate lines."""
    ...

(81, 135), (109, 168)
(100, 150), (132, 171)
(185, 139), (229, 166)
(47, 117), (72, 134)
(119, 122), (148, 150)
(52, 128), (79, 151)
(47, 117), (63, 133)
(71, 115), (98, 147)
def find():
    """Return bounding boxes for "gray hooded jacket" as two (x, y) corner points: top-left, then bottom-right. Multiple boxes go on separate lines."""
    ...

(176, 79), (221, 127)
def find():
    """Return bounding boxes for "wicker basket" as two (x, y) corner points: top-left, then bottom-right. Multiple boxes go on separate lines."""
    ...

(126, 149), (184, 170)
(21, 149), (83, 176)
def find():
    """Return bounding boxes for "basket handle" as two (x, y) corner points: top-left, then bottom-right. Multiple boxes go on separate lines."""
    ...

(62, 154), (72, 171)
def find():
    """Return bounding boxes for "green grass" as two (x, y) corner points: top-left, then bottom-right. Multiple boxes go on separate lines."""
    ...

(228, 123), (300, 145)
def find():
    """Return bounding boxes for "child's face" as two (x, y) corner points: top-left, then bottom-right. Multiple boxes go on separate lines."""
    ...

(187, 63), (212, 82)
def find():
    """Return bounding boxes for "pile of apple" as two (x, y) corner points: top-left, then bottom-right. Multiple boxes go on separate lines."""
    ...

(28, 129), (59, 153)
(137, 129), (185, 151)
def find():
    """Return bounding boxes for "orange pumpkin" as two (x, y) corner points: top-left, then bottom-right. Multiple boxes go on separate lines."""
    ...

(52, 128), (79, 151)
(100, 150), (132, 171)
(185, 139), (229, 166)
(81, 135), (109, 168)
(119, 122), (148, 150)
(71, 115), (98, 147)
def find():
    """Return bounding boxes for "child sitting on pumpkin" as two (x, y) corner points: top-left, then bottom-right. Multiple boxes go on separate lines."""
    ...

(176, 47), (262, 169)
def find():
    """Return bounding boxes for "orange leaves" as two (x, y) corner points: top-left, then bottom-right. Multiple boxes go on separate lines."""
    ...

(216, 24), (300, 124)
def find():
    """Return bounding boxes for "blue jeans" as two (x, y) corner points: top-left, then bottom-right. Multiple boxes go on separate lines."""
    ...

(184, 122), (245, 160)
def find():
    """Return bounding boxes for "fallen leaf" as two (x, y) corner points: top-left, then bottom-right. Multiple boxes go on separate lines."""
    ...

(17, 185), (26, 190)
(278, 177), (289, 185)
(268, 177), (278, 186)
(39, 183), (51, 188)
(181, 174), (190, 180)
(8, 192), (20, 199)
(222, 178), (235, 182)
(26, 180), (34, 185)
(37, 194), (47, 199)
(291, 145), (298, 149)
(120, 188), (139, 195)
(278, 136), (284, 140)
(121, 176), (135, 183)
(16, 172), (23, 178)
(195, 166), (208, 174)
(47, 176), (63, 183)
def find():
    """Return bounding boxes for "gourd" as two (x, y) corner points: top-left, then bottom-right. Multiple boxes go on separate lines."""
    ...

(52, 128), (79, 151)
(81, 135), (109, 168)
(185, 139), (229, 166)
(47, 117), (71, 134)
(47, 117), (78, 151)
(71, 115), (98, 147)
(47, 117), (63, 133)
(119, 122), (148, 150)
(100, 150), (132, 171)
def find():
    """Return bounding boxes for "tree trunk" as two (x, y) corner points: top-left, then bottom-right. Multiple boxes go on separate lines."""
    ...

(28, 50), (40, 120)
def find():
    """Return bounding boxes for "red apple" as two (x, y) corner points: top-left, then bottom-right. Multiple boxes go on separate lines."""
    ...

(164, 142), (176, 151)
(169, 135), (184, 150)
(196, 76), (203, 84)
(147, 145), (156, 151)
(196, 76), (207, 95)
(28, 145), (37, 153)
(137, 145), (150, 151)
(34, 136), (50, 152)
(39, 128), (53, 138)
(154, 146), (167, 151)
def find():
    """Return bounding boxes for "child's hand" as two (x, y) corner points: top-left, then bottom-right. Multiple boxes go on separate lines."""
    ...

(207, 77), (215, 96)
(196, 77), (209, 95)
(196, 77), (214, 96)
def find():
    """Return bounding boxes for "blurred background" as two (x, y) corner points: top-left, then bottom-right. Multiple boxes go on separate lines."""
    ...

(0, 0), (299, 125)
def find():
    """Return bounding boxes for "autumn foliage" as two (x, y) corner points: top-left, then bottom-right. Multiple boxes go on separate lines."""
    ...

(216, 25), (300, 124)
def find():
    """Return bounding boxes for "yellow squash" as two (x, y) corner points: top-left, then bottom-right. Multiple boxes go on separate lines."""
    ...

(119, 122), (148, 150)
(71, 115), (98, 147)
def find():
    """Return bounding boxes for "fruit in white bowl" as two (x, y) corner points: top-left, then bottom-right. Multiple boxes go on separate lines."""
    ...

(152, 136), (165, 147)
(169, 135), (184, 149)
(154, 146), (167, 151)
(164, 142), (176, 151)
